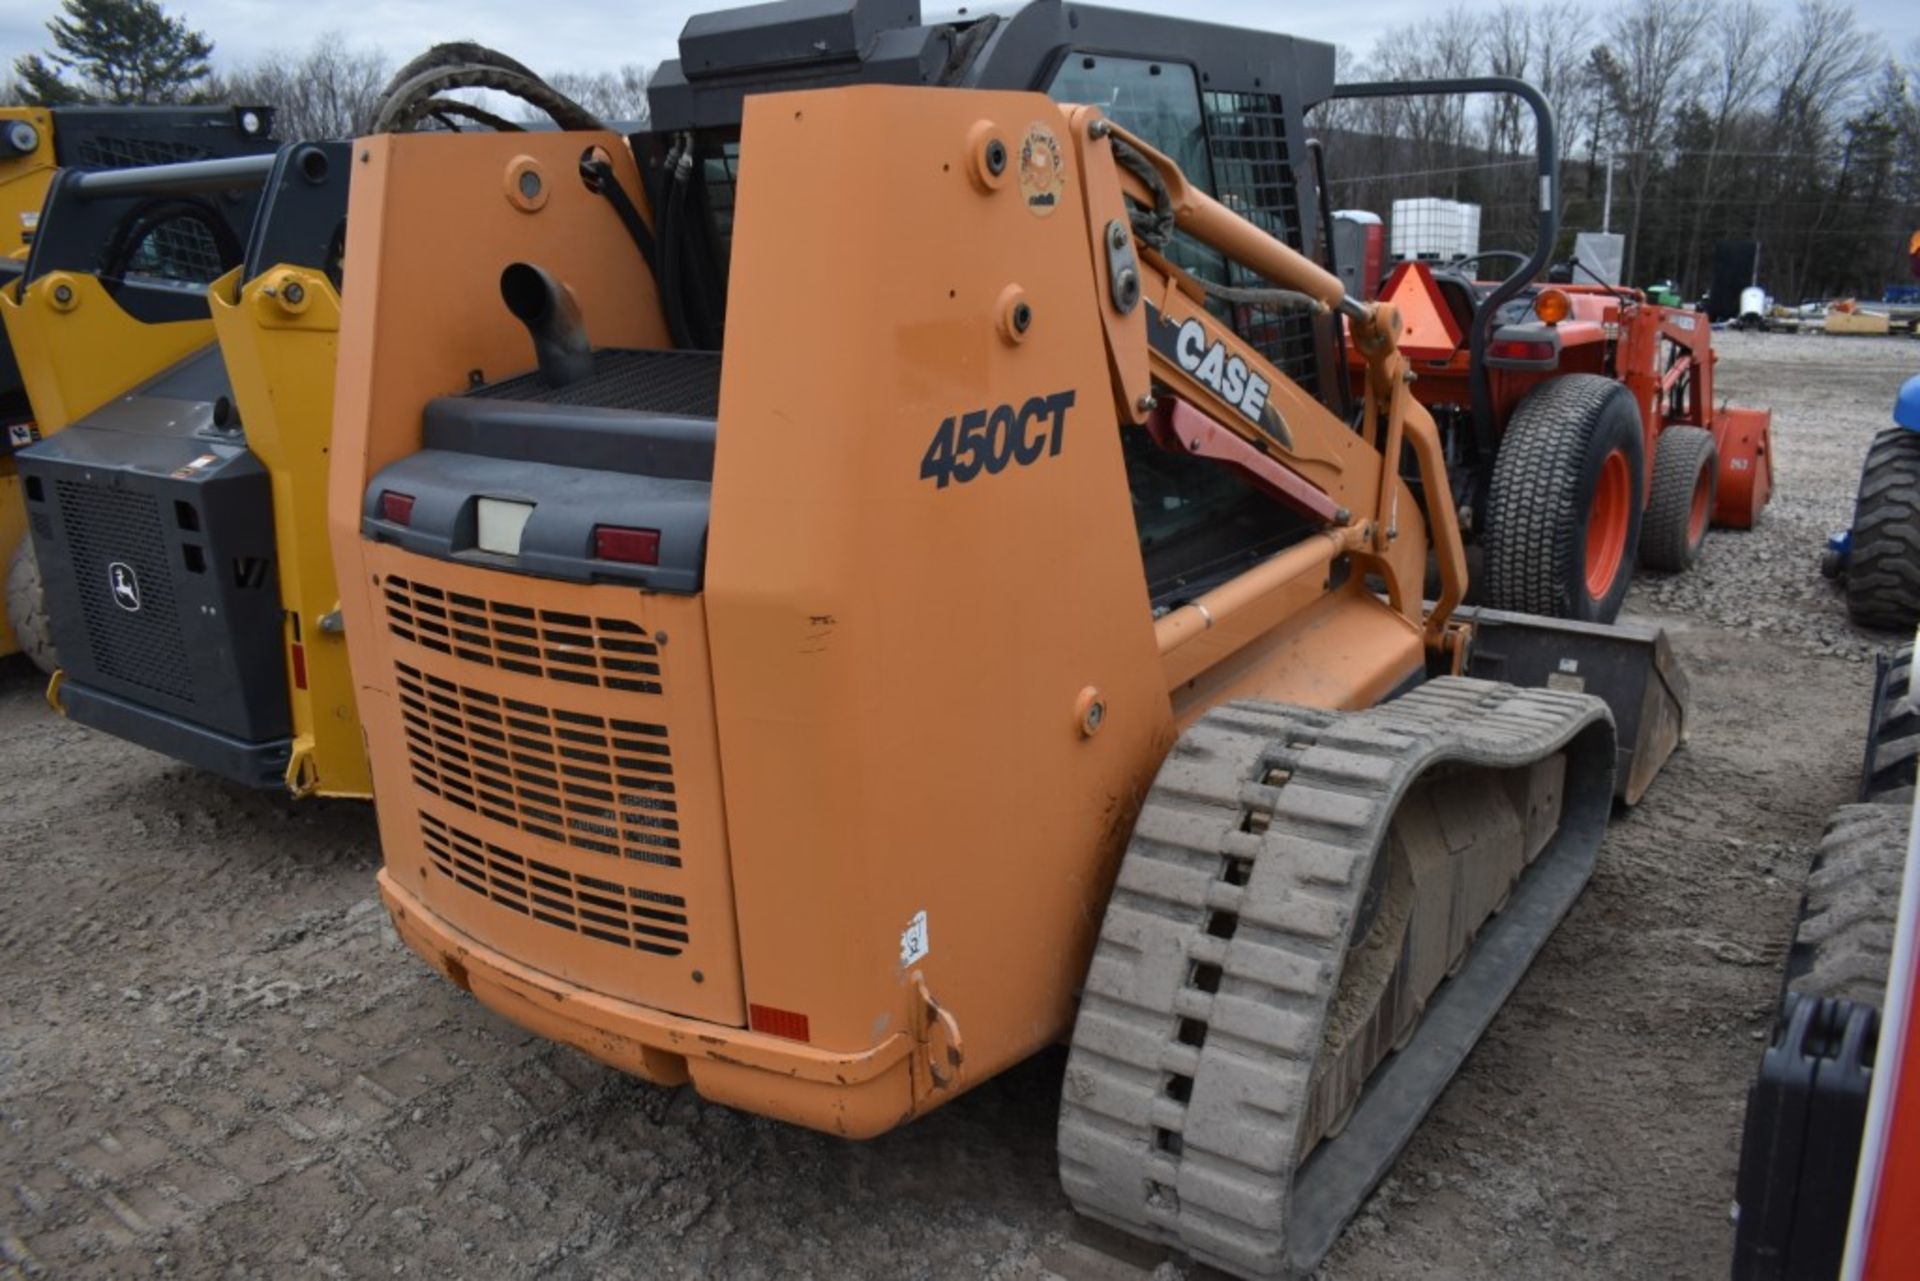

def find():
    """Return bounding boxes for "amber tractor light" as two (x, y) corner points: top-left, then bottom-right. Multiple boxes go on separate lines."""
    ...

(1534, 288), (1572, 325)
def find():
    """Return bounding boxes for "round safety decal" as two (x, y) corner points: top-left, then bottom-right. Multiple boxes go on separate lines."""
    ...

(1019, 122), (1065, 217)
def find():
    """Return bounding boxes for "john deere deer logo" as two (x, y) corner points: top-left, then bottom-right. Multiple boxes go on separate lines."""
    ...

(108, 561), (141, 612)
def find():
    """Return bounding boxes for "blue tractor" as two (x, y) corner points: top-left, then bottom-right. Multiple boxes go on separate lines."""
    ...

(1824, 374), (1920, 631)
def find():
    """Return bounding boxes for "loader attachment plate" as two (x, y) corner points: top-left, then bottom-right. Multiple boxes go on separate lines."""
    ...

(1454, 605), (1688, 804)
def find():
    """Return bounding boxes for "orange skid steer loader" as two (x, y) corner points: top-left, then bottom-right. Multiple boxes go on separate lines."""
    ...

(328, 4), (1685, 1274)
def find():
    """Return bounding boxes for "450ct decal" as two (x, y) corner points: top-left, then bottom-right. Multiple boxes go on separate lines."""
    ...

(920, 390), (1076, 489)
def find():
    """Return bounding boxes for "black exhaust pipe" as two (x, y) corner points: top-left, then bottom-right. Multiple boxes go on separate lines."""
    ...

(500, 262), (593, 388)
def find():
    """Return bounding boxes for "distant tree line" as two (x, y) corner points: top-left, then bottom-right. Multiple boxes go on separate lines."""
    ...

(8, 0), (1912, 301)
(1312, 0), (1920, 303)
(3, 0), (650, 136)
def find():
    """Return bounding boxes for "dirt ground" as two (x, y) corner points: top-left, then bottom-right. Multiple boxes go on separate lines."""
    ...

(0, 330), (1913, 1281)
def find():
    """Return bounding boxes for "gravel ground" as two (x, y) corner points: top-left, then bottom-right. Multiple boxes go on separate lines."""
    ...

(0, 330), (1913, 1281)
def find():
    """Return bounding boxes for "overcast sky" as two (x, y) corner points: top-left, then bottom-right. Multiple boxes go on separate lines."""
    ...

(2, 0), (1916, 84)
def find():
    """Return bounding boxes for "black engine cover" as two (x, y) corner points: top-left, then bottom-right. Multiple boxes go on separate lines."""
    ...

(19, 347), (290, 751)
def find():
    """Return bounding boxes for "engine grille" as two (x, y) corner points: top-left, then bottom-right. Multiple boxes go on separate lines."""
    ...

(395, 661), (682, 867)
(72, 136), (207, 169)
(1203, 90), (1319, 393)
(54, 479), (194, 701)
(421, 812), (689, 956)
(384, 574), (663, 694)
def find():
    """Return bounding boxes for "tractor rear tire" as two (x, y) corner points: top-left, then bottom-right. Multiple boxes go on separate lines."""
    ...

(1784, 803), (1907, 1008)
(1844, 428), (1920, 632)
(1640, 425), (1718, 572)
(5, 539), (56, 675)
(1483, 374), (1645, 623)
(1864, 643), (1916, 805)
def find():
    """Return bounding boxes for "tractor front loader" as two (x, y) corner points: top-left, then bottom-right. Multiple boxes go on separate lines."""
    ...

(0, 104), (277, 667)
(329, 4), (1688, 1274)
(2, 141), (365, 795)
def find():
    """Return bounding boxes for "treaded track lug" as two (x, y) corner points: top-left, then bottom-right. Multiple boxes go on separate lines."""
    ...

(1058, 678), (1617, 1279)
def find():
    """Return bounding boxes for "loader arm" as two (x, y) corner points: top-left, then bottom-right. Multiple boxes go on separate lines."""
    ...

(1065, 112), (1467, 660)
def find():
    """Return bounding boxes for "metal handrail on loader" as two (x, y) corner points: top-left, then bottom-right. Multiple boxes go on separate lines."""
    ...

(63, 152), (277, 200)
(1102, 119), (1470, 658)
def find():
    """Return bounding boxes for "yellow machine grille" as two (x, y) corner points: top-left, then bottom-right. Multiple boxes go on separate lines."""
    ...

(420, 812), (689, 955)
(395, 660), (682, 866)
(384, 574), (663, 693)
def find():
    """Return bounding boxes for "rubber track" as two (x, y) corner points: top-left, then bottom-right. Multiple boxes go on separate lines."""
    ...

(1786, 803), (1909, 1009)
(1057, 678), (1612, 1279)
(1865, 643), (1917, 805)
(1640, 425), (1716, 572)
(1483, 374), (1639, 618)
(1845, 428), (1920, 632)
(5, 538), (57, 675)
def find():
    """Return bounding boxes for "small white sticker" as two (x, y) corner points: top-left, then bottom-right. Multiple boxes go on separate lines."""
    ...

(1671, 313), (1696, 331)
(1731, 457), (1750, 470)
(6, 423), (35, 448)
(1557, 657), (1580, 674)
(900, 910), (930, 967)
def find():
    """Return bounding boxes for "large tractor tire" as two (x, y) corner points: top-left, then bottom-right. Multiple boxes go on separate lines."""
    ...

(1640, 425), (1718, 572)
(5, 539), (56, 675)
(1864, 643), (1916, 805)
(1483, 374), (1646, 623)
(1844, 428), (1920, 632)
(1786, 803), (1908, 1007)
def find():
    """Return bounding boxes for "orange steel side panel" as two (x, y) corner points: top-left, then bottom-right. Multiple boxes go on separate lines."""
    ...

(327, 132), (670, 489)
(705, 88), (1179, 1109)
(1169, 580), (1423, 726)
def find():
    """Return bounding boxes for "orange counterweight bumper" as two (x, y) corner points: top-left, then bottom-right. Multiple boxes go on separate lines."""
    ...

(379, 870), (921, 1138)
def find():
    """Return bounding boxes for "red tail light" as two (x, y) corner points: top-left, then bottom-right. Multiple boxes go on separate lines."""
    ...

(1490, 339), (1556, 362)
(380, 490), (415, 525)
(593, 525), (660, 565)
(290, 642), (308, 690)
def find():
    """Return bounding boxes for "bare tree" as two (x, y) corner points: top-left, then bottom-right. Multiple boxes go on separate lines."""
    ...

(209, 34), (389, 140)
(1368, 7), (1483, 199)
(522, 66), (653, 128)
(1677, 0), (1772, 293)
(1306, 0), (1915, 300)
(1594, 0), (1711, 282)
(1767, 0), (1875, 299)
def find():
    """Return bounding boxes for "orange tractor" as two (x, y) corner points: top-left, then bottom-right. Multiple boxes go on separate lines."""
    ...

(1335, 80), (1773, 623)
